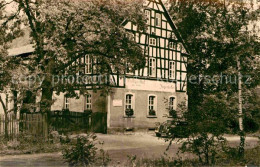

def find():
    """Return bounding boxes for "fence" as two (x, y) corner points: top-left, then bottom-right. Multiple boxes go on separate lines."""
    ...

(0, 111), (107, 140)
(49, 111), (91, 133)
(49, 111), (107, 134)
(20, 113), (48, 139)
(0, 113), (19, 140)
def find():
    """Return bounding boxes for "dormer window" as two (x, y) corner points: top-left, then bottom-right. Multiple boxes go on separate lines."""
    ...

(149, 38), (156, 46)
(155, 13), (161, 27)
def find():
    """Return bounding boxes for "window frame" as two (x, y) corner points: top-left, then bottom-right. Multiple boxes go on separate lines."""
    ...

(149, 38), (156, 46)
(155, 13), (161, 27)
(149, 57), (156, 77)
(145, 10), (151, 24)
(168, 95), (177, 112)
(147, 94), (157, 117)
(169, 42), (174, 49)
(169, 61), (175, 79)
(124, 93), (135, 116)
(64, 96), (70, 110)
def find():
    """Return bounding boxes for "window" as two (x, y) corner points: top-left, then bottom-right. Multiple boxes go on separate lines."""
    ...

(169, 61), (175, 79)
(151, 27), (156, 35)
(125, 93), (135, 117)
(85, 55), (92, 74)
(149, 38), (156, 46)
(125, 94), (133, 109)
(85, 94), (92, 110)
(145, 10), (150, 24)
(155, 13), (161, 27)
(169, 42), (174, 49)
(148, 95), (157, 116)
(169, 97), (175, 110)
(64, 97), (70, 110)
(149, 96), (155, 110)
(149, 58), (156, 77)
(144, 47), (148, 55)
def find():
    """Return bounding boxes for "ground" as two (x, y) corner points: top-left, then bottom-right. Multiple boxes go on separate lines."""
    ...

(0, 133), (258, 167)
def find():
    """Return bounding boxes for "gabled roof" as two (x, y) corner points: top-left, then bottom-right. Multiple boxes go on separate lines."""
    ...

(7, 0), (190, 56)
(7, 28), (34, 56)
(8, 44), (34, 57)
(157, 0), (190, 55)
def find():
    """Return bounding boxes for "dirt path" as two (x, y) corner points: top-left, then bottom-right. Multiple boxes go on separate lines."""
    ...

(0, 133), (258, 167)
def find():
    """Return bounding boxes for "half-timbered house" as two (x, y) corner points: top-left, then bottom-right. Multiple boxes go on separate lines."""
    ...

(1, 0), (189, 132)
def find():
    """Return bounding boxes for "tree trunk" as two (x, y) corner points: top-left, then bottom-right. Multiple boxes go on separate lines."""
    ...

(0, 94), (9, 140)
(237, 56), (245, 157)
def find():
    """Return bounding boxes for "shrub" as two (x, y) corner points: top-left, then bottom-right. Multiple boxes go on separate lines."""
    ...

(166, 95), (235, 165)
(84, 110), (92, 115)
(169, 109), (178, 118)
(17, 132), (61, 154)
(61, 134), (110, 167)
(126, 155), (197, 167)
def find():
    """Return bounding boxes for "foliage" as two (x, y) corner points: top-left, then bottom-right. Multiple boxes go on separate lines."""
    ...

(169, 0), (260, 158)
(169, 0), (260, 121)
(125, 108), (134, 117)
(61, 134), (110, 167)
(0, 131), (62, 155)
(165, 94), (238, 165)
(84, 110), (92, 115)
(169, 109), (177, 118)
(149, 109), (156, 116)
(127, 155), (177, 167)
(125, 145), (260, 167)
(0, 0), (26, 139)
(0, 0), (147, 114)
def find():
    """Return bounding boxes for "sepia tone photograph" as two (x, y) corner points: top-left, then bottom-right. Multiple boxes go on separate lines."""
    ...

(0, 0), (259, 166)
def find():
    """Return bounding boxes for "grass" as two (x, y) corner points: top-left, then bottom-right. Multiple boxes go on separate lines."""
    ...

(124, 145), (260, 167)
(0, 133), (62, 155)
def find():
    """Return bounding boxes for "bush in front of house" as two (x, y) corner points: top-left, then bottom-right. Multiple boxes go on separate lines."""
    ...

(61, 133), (110, 167)
(165, 95), (236, 165)
(169, 109), (178, 118)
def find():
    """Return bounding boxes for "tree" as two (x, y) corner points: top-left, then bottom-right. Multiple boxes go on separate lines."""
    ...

(166, 94), (237, 165)
(0, 0), (24, 139)
(2, 0), (146, 113)
(168, 0), (260, 158)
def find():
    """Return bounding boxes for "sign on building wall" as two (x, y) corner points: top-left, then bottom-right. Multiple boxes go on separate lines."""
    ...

(125, 78), (175, 92)
(113, 100), (123, 107)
